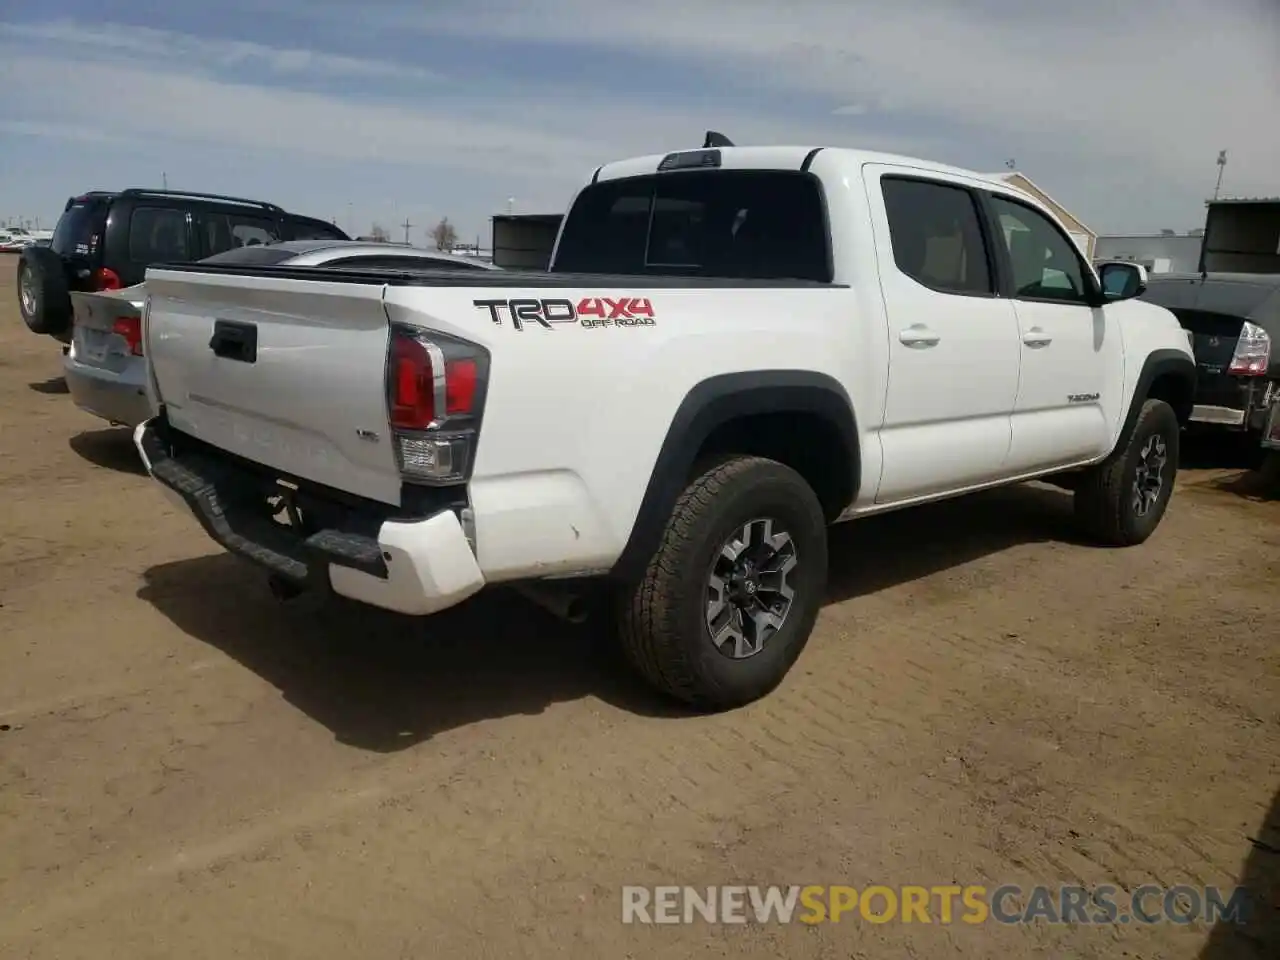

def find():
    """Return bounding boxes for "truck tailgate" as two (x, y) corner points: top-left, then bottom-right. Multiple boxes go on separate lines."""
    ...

(144, 269), (403, 506)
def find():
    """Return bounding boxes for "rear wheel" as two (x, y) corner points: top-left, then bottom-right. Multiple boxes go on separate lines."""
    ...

(1074, 398), (1180, 545)
(616, 455), (828, 710)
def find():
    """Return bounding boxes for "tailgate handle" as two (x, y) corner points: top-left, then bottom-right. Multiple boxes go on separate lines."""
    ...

(210, 320), (257, 364)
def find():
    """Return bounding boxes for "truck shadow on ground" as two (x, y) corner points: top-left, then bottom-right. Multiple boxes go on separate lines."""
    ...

(138, 482), (1088, 752)
(1198, 781), (1279, 959)
(69, 427), (148, 476)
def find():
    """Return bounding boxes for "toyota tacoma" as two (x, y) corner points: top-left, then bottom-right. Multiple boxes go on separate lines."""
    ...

(131, 136), (1197, 709)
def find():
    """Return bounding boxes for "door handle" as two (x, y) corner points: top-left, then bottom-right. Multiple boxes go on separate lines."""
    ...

(899, 325), (940, 348)
(1022, 327), (1053, 348)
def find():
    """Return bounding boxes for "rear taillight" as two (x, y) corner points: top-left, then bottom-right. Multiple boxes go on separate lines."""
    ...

(112, 315), (144, 356)
(386, 325), (488, 485)
(92, 267), (122, 291)
(1228, 321), (1271, 376)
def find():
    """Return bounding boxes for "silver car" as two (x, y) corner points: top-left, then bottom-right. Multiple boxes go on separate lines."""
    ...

(64, 240), (499, 428)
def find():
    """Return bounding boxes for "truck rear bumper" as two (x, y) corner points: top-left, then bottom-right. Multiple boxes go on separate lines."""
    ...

(133, 417), (485, 616)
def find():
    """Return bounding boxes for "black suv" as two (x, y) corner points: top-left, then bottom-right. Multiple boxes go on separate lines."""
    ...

(17, 188), (350, 341)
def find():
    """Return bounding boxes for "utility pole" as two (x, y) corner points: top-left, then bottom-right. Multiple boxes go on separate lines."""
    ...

(163, 171), (168, 191)
(1213, 150), (1228, 200)
(402, 217), (413, 244)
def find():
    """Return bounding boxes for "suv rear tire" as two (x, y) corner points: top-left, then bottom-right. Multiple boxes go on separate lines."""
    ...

(17, 252), (72, 338)
(616, 455), (828, 710)
(1074, 398), (1180, 545)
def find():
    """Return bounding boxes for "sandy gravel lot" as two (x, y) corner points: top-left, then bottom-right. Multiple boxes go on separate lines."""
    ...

(0, 254), (1276, 959)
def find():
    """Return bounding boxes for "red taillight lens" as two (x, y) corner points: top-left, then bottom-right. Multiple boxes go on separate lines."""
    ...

(390, 335), (434, 429)
(386, 327), (487, 485)
(446, 359), (478, 415)
(389, 336), (480, 428)
(112, 315), (143, 356)
(93, 267), (122, 292)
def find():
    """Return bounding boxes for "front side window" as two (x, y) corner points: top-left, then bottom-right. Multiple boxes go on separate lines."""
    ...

(988, 195), (1091, 304)
(880, 177), (993, 296)
(553, 170), (831, 282)
(128, 207), (191, 263)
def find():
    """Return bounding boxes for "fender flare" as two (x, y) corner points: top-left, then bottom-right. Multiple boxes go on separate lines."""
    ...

(1115, 348), (1197, 451)
(608, 370), (860, 582)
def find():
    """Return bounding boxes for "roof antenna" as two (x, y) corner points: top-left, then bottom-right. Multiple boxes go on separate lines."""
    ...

(703, 130), (734, 148)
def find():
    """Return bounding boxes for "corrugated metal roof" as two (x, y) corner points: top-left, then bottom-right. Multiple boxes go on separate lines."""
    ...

(1206, 196), (1280, 204)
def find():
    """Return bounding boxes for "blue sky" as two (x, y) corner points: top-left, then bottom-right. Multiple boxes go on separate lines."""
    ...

(2, 0), (1277, 244)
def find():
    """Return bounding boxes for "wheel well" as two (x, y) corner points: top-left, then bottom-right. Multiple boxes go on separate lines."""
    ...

(693, 411), (855, 522)
(1147, 371), (1195, 426)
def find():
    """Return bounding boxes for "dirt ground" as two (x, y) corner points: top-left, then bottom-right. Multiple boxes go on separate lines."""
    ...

(0, 254), (1277, 960)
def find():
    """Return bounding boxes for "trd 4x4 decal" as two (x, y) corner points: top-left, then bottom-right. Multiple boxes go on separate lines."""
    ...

(473, 297), (656, 331)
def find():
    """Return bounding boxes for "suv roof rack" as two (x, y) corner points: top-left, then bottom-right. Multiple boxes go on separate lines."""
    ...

(118, 188), (285, 213)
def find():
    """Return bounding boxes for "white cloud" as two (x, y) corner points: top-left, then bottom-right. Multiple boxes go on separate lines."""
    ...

(0, 120), (128, 144)
(0, 20), (440, 81)
(407, 0), (1280, 209)
(1, 2), (1276, 234)
(0, 23), (942, 189)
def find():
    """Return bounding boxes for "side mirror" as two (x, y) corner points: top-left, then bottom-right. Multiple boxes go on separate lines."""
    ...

(1096, 261), (1148, 301)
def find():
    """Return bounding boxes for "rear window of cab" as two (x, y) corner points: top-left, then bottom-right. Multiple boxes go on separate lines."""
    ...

(552, 170), (832, 282)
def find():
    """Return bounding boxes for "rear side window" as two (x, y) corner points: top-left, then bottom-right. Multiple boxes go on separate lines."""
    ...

(881, 178), (992, 296)
(128, 207), (192, 263)
(203, 213), (283, 256)
(51, 202), (103, 258)
(553, 170), (832, 281)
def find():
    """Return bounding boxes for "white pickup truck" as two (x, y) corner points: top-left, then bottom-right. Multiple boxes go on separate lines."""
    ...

(133, 139), (1196, 710)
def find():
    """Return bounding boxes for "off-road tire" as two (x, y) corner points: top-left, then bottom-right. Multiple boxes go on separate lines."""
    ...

(1074, 398), (1180, 546)
(616, 455), (828, 710)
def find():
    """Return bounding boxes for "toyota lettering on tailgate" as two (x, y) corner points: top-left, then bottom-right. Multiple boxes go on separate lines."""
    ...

(473, 297), (657, 331)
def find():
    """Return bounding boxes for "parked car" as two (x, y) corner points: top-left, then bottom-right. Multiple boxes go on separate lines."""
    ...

(1139, 198), (1278, 445)
(1, 227), (37, 252)
(16, 189), (351, 344)
(64, 240), (500, 429)
(131, 135), (1195, 710)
